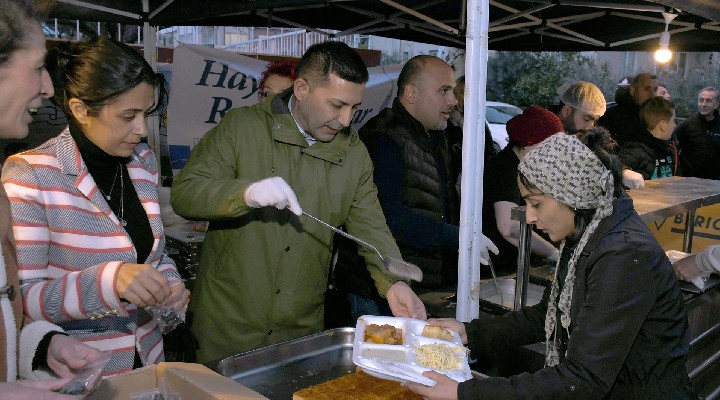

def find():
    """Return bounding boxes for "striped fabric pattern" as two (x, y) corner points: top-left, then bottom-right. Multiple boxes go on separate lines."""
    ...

(1, 129), (181, 376)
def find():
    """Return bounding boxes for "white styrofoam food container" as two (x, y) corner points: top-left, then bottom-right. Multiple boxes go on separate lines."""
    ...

(352, 316), (472, 386)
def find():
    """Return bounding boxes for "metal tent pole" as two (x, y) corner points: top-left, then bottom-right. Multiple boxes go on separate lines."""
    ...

(142, 0), (160, 157)
(456, 0), (490, 322)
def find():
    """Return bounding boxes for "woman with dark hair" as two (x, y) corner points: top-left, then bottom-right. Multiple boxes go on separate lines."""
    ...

(406, 129), (694, 399)
(0, 0), (105, 397)
(257, 59), (297, 102)
(2, 35), (189, 377)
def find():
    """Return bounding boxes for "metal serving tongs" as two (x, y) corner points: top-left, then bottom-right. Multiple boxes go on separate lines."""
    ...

(487, 258), (504, 307)
(302, 211), (423, 282)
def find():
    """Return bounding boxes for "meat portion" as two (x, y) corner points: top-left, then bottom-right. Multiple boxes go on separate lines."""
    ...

(363, 324), (403, 345)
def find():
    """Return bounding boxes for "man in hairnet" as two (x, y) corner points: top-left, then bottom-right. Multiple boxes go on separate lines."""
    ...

(555, 81), (606, 133)
(554, 81), (645, 189)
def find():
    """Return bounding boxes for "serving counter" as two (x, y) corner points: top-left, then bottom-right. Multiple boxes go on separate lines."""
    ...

(208, 327), (485, 398)
(628, 176), (720, 252)
(209, 328), (357, 398)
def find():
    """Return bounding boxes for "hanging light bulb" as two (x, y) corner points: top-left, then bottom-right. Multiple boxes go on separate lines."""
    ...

(655, 11), (677, 64)
(655, 31), (672, 63)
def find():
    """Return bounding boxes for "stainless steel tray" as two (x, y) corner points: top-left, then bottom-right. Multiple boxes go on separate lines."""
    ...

(213, 328), (357, 399)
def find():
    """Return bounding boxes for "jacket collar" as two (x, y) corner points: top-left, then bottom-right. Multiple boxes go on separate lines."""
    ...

(264, 87), (357, 166)
(579, 192), (634, 255)
(696, 109), (720, 122)
(56, 127), (151, 177)
(56, 128), (153, 226)
(615, 90), (641, 113)
(392, 98), (437, 138)
(633, 129), (672, 149)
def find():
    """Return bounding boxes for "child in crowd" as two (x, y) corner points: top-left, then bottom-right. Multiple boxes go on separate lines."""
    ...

(618, 96), (678, 180)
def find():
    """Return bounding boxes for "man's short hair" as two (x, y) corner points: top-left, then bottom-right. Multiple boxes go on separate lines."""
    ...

(397, 55), (433, 96)
(698, 87), (719, 100)
(295, 41), (368, 87)
(641, 96), (674, 130)
(631, 73), (657, 89)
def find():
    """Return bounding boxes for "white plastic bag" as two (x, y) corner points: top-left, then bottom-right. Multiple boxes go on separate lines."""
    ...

(665, 250), (711, 292)
(145, 282), (186, 333)
(58, 351), (112, 395)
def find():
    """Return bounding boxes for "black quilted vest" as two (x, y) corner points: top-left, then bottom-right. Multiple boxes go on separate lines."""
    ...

(361, 99), (459, 289)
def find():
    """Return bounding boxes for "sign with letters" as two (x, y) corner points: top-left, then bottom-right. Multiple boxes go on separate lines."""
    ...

(646, 203), (720, 253)
(166, 43), (401, 172)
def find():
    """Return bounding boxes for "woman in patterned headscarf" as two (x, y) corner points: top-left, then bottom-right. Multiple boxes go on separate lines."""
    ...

(406, 128), (694, 400)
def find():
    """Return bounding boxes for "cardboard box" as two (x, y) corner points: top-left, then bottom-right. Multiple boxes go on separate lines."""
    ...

(87, 362), (268, 400)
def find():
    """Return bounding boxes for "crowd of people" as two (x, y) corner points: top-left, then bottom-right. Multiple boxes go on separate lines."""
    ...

(2, 0), (720, 398)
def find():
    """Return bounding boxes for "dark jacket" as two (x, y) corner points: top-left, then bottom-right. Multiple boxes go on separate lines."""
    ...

(676, 110), (720, 179)
(618, 131), (678, 180)
(598, 90), (644, 146)
(458, 195), (694, 399)
(359, 98), (460, 290)
(446, 120), (497, 175)
(481, 145), (523, 276)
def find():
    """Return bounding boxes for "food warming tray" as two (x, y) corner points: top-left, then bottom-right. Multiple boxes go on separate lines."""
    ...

(213, 328), (357, 399)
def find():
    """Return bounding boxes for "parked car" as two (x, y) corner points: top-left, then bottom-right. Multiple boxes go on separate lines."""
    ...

(486, 101), (523, 153)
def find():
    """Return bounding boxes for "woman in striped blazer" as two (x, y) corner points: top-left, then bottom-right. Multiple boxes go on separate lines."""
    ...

(1, 36), (189, 377)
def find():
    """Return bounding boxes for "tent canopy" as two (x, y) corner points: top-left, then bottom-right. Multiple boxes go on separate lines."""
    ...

(51, 0), (720, 52)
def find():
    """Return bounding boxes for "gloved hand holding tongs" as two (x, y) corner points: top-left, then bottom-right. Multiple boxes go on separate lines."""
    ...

(243, 176), (427, 319)
(245, 176), (303, 215)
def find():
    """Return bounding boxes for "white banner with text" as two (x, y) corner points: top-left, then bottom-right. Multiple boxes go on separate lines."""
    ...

(166, 43), (401, 171)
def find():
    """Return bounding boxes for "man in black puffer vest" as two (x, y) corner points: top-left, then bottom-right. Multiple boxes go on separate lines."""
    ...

(332, 56), (498, 322)
(598, 73), (657, 146)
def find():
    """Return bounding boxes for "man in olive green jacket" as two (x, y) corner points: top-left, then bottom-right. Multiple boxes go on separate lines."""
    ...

(171, 41), (426, 363)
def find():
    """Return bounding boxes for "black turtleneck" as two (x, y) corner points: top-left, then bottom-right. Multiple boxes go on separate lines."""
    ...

(69, 123), (153, 263)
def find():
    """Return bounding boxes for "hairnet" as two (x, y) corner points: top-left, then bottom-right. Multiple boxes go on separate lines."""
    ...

(557, 81), (606, 117)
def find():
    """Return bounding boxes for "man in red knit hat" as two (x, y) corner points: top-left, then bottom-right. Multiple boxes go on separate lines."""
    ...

(482, 106), (563, 275)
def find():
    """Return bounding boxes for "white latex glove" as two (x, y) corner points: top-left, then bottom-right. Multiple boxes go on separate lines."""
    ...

(479, 233), (499, 265)
(244, 177), (302, 215)
(622, 169), (645, 189)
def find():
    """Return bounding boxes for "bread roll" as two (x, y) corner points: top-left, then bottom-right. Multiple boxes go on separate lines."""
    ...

(421, 325), (454, 342)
